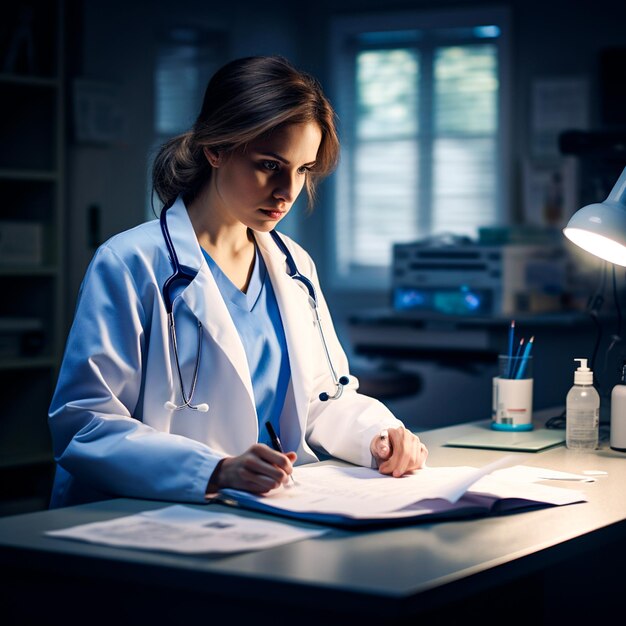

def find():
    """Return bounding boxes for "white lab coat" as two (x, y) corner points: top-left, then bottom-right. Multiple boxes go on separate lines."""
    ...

(48, 196), (403, 507)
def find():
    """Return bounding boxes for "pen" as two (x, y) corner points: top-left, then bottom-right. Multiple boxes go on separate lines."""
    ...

(265, 422), (296, 486)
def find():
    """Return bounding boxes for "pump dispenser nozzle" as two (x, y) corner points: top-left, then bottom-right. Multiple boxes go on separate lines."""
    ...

(574, 358), (593, 385)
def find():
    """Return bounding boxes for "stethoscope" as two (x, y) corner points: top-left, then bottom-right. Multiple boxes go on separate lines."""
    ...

(159, 207), (349, 412)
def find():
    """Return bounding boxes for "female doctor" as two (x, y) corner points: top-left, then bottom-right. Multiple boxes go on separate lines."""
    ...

(48, 55), (428, 508)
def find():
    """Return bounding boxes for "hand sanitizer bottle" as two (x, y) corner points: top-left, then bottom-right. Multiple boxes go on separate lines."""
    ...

(610, 361), (626, 452)
(566, 358), (600, 450)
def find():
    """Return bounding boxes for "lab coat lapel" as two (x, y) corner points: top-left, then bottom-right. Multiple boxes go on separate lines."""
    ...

(256, 231), (314, 424)
(164, 198), (255, 404)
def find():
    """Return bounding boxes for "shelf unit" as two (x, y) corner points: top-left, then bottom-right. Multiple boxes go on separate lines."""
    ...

(0, 0), (65, 506)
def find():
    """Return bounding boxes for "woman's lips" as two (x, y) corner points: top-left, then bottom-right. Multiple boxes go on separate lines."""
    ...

(260, 209), (284, 220)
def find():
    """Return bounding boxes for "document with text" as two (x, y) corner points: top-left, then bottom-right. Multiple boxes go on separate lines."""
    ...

(46, 505), (328, 553)
(216, 458), (587, 527)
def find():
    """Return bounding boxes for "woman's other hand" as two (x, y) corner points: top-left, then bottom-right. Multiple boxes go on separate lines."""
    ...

(370, 427), (428, 477)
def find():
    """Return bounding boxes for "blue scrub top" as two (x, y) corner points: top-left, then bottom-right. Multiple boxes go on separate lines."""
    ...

(201, 244), (291, 445)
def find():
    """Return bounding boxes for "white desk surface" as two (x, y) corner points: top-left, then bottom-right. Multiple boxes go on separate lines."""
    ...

(1, 410), (625, 623)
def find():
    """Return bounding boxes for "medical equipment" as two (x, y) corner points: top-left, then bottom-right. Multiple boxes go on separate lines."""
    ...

(160, 207), (208, 412)
(392, 241), (569, 317)
(160, 208), (348, 411)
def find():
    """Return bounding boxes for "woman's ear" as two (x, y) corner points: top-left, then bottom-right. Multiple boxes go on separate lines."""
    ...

(203, 147), (221, 167)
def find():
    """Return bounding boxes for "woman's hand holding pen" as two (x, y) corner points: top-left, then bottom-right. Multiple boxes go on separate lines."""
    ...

(206, 444), (297, 495)
(370, 427), (428, 477)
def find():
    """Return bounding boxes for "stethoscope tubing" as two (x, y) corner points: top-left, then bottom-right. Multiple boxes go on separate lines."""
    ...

(167, 313), (204, 410)
(161, 208), (348, 411)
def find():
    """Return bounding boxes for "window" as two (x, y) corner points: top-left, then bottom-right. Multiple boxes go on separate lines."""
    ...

(146, 27), (227, 218)
(330, 9), (510, 288)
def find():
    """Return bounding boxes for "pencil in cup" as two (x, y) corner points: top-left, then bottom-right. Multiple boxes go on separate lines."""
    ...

(505, 320), (515, 378)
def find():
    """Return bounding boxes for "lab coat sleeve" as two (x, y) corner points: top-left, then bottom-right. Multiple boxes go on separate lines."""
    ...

(293, 249), (405, 468)
(48, 244), (220, 503)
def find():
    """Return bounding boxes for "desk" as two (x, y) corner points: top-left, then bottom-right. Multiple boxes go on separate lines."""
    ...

(1, 412), (625, 625)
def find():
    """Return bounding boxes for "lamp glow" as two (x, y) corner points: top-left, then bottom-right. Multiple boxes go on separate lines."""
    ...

(563, 166), (626, 265)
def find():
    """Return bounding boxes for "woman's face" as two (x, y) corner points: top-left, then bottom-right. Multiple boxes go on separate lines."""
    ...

(207, 122), (322, 231)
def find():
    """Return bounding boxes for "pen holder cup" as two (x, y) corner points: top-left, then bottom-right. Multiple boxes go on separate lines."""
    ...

(492, 355), (533, 431)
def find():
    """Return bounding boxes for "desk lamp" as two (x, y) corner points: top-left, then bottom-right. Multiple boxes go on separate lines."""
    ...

(563, 164), (626, 451)
(563, 165), (626, 265)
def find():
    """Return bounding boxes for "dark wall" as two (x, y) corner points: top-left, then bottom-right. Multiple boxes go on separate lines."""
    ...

(67, 0), (626, 319)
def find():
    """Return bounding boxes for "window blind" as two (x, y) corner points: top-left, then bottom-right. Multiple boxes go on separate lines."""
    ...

(331, 12), (508, 285)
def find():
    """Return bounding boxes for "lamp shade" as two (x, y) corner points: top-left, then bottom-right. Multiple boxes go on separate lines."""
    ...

(563, 166), (626, 266)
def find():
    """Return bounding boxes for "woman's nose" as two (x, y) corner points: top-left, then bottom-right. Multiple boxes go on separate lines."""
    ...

(273, 172), (301, 204)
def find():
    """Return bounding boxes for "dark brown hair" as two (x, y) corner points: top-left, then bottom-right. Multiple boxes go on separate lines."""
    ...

(152, 55), (340, 210)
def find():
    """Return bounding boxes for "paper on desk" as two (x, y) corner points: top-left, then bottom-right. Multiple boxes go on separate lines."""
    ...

(467, 469), (586, 505)
(491, 465), (597, 483)
(221, 455), (520, 519)
(45, 505), (328, 553)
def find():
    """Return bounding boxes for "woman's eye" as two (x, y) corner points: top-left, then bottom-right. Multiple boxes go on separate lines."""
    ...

(262, 160), (279, 171)
(297, 166), (312, 175)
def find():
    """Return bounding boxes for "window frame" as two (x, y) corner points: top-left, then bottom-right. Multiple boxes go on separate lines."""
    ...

(328, 6), (512, 291)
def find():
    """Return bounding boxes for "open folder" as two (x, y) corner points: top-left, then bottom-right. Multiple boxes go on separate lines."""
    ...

(213, 458), (586, 528)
